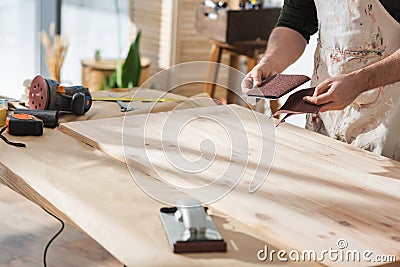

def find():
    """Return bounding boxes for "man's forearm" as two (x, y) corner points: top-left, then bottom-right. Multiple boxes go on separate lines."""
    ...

(261, 27), (307, 73)
(352, 48), (400, 93)
(241, 26), (308, 90)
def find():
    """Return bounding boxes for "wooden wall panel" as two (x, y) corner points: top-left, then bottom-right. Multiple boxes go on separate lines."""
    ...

(130, 0), (232, 97)
(174, 0), (211, 64)
(130, 0), (162, 72)
(130, 0), (211, 68)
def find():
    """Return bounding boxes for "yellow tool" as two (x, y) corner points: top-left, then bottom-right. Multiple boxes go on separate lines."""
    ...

(0, 104), (6, 127)
(92, 97), (179, 102)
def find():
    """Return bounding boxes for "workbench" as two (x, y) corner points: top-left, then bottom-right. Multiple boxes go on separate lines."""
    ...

(0, 88), (399, 267)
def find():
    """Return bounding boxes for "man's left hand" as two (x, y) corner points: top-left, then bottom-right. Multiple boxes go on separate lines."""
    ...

(303, 74), (363, 112)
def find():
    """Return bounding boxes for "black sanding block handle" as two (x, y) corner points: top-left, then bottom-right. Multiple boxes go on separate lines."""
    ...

(14, 109), (59, 128)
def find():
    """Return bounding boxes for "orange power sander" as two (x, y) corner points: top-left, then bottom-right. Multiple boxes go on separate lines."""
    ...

(29, 75), (92, 115)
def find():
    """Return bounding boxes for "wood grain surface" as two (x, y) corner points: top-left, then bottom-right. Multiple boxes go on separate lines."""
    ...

(0, 99), (314, 266)
(60, 104), (400, 267)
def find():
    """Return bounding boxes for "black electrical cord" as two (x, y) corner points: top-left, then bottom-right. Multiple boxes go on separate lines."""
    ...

(42, 208), (65, 267)
(0, 126), (26, 147)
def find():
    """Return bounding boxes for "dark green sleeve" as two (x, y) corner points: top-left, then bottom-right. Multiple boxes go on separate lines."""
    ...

(380, 0), (400, 23)
(276, 0), (318, 43)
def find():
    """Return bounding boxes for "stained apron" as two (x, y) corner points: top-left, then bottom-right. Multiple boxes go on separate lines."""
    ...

(306, 0), (400, 160)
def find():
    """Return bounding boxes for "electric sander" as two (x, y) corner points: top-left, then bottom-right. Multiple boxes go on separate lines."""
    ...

(160, 198), (227, 253)
(29, 75), (92, 115)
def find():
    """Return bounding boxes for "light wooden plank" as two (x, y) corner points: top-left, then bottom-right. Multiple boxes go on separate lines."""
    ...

(60, 104), (400, 266)
(1, 97), (315, 266)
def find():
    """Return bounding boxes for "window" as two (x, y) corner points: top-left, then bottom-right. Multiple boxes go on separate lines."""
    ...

(0, 0), (37, 99)
(61, 0), (130, 84)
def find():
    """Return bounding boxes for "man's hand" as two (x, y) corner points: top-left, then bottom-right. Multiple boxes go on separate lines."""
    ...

(241, 61), (277, 93)
(241, 27), (308, 94)
(303, 73), (363, 112)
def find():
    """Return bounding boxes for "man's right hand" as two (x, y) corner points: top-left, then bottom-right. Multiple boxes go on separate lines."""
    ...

(240, 27), (308, 94)
(241, 60), (277, 94)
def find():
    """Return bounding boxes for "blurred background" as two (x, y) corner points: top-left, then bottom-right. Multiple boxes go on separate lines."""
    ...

(0, 0), (130, 99)
(0, 0), (317, 127)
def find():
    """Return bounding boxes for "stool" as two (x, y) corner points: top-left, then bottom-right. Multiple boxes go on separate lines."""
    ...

(205, 39), (279, 113)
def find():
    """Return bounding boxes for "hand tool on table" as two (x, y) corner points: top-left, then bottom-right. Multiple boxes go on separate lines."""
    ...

(14, 109), (59, 128)
(0, 114), (44, 148)
(116, 100), (136, 112)
(5, 114), (43, 136)
(29, 75), (92, 115)
(160, 198), (227, 253)
(92, 96), (178, 102)
(0, 108), (58, 148)
(109, 94), (137, 112)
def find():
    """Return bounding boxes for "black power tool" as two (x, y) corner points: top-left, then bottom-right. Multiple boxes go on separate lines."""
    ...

(6, 114), (43, 136)
(14, 109), (59, 128)
(0, 114), (44, 148)
(29, 75), (92, 115)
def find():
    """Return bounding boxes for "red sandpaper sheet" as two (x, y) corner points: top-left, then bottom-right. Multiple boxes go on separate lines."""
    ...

(273, 87), (321, 124)
(246, 74), (310, 99)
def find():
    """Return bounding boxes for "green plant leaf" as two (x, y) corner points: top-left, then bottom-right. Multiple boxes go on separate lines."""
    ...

(122, 31), (142, 88)
(116, 59), (123, 88)
(106, 71), (117, 89)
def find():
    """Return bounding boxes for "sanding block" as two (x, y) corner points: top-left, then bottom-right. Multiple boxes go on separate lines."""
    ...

(246, 74), (310, 99)
(273, 87), (321, 126)
(160, 199), (227, 253)
(244, 74), (321, 125)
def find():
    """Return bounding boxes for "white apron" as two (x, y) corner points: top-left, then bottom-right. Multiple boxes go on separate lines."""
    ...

(307, 0), (400, 161)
